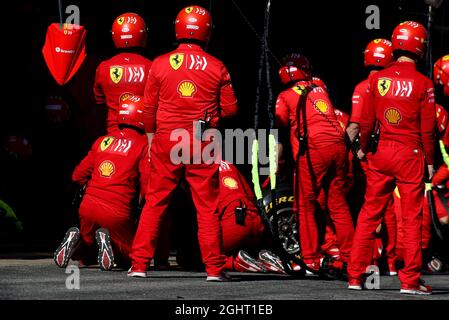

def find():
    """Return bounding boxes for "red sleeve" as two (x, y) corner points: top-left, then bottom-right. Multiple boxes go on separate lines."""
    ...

(432, 164), (449, 186)
(421, 80), (436, 165)
(72, 138), (101, 185)
(219, 65), (238, 118)
(138, 144), (150, 198)
(275, 92), (289, 128)
(143, 63), (160, 134)
(93, 63), (106, 105)
(350, 82), (367, 124)
(359, 78), (376, 152)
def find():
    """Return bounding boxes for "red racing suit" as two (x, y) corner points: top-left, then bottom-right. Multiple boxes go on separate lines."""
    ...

(348, 61), (436, 288)
(275, 81), (354, 269)
(130, 43), (238, 276)
(72, 128), (149, 266)
(218, 161), (265, 270)
(351, 77), (398, 271)
(94, 53), (152, 133)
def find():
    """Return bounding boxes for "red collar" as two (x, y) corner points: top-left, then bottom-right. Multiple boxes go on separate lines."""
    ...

(177, 43), (204, 51)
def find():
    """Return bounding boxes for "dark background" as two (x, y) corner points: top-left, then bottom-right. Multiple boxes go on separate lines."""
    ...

(1, 0), (448, 250)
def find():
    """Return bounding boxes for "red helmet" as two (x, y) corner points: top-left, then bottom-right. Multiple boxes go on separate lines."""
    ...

(436, 104), (449, 134)
(278, 53), (312, 84)
(175, 6), (212, 43)
(391, 21), (427, 59)
(111, 13), (148, 49)
(433, 54), (449, 97)
(118, 94), (145, 130)
(364, 39), (393, 68)
(311, 77), (328, 91)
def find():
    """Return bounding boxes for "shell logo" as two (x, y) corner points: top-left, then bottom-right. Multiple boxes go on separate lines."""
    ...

(384, 107), (402, 125)
(99, 160), (115, 178)
(222, 177), (238, 190)
(178, 81), (197, 98)
(314, 100), (329, 114)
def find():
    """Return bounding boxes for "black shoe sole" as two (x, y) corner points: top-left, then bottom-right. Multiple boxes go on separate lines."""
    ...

(95, 228), (115, 271)
(54, 227), (80, 268)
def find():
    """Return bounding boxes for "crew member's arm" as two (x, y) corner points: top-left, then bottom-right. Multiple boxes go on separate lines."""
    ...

(421, 80), (437, 177)
(72, 139), (100, 185)
(93, 64), (106, 105)
(219, 65), (238, 119)
(274, 93), (289, 171)
(143, 64), (160, 151)
(432, 164), (449, 186)
(359, 81), (376, 156)
(138, 144), (150, 201)
(347, 84), (366, 142)
(93, 64), (108, 129)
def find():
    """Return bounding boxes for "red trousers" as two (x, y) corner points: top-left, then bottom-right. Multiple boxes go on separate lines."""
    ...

(297, 144), (354, 264)
(130, 134), (225, 276)
(348, 141), (424, 288)
(317, 191), (342, 257)
(360, 158), (397, 268)
(74, 194), (136, 266)
(221, 204), (265, 270)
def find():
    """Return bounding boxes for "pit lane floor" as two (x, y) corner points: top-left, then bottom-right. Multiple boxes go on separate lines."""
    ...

(1, 254), (448, 300)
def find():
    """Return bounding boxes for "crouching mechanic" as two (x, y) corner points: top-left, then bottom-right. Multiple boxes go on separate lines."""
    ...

(275, 53), (354, 277)
(129, 5), (238, 281)
(54, 95), (150, 270)
(219, 161), (285, 274)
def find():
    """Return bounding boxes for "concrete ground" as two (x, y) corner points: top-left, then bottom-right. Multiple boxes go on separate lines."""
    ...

(1, 254), (448, 300)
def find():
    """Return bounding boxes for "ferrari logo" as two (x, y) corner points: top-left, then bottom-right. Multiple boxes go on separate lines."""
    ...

(117, 17), (124, 25)
(292, 84), (306, 96)
(100, 136), (115, 151)
(110, 66), (123, 84)
(378, 78), (392, 96)
(185, 7), (193, 13)
(170, 53), (184, 70)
